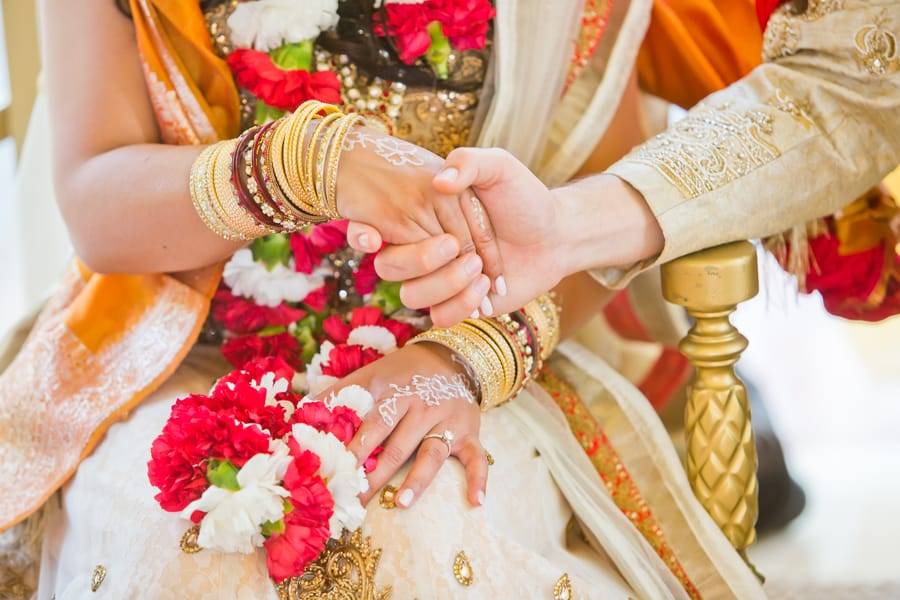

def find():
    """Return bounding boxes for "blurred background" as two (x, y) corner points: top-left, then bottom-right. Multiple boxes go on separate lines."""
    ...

(1, 2), (898, 598)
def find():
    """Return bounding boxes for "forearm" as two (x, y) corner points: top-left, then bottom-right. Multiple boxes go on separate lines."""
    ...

(554, 271), (617, 340)
(58, 143), (244, 274)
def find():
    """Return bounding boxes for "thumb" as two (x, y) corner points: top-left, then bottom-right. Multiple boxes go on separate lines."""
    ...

(432, 147), (511, 195)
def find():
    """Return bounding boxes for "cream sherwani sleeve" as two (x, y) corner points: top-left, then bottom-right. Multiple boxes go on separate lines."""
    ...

(595, 0), (900, 287)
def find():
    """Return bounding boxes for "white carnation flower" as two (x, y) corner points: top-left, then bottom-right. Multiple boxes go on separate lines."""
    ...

(347, 325), (397, 354)
(325, 384), (374, 419)
(228, 0), (340, 52)
(306, 340), (338, 395)
(223, 249), (324, 307)
(290, 423), (368, 537)
(181, 442), (293, 554)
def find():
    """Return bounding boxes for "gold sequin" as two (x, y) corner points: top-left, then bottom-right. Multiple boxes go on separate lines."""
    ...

(485, 451), (494, 466)
(623, 103), (780, 200)
(275, 529), (391, 600)
(452, 551), (474, 587)
(553, 573), (573, 600)
(380, 485), (398, 510)
(767, 88), (815, 129)
(180, 525), (203, 554)
(90, 565), (106, 593)
(854, 12), (899, 76)
(763, 10), (800, 61)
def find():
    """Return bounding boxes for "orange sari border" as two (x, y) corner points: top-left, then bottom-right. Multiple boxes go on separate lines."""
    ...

(538, 367), (702, 600)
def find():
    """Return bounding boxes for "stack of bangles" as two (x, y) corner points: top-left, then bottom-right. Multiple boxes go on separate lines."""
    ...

(410, 293), (561, 411)
(189, 100), (364, 240)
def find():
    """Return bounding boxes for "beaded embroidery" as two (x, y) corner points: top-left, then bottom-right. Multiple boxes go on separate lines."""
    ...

(854, 12), (899, 76)
(623, 103), (780, 200)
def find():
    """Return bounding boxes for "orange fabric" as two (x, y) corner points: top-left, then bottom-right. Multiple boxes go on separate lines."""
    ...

(637, 0), (763, 109)
(0, 1), (238, 532)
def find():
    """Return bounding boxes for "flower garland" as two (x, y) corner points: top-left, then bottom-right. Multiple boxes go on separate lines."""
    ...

(149, 221), (427, 581)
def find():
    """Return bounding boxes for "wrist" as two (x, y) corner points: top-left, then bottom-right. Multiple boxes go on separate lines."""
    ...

(551, 173), (664, 278)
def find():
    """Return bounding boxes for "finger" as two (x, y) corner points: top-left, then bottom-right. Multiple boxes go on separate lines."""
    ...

(346, 393), (410, 466)
(346, 221), (383, 253)
(361, 418), (429, 504)
(459, 189), (506, 301)
(433, 147), (510, 195)
(394, 429), (454, 508)
(374, 234), (460, 282)
(399, 252), (483, 310)
(454, 437), (488, 507)
(433, 193), (476, 257)
(428, 274), (491, 328)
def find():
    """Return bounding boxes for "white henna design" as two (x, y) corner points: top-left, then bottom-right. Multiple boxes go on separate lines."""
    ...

(469, 195), (487, 231)
(342, 130), (426, 167)
(378, 395), (399, 427)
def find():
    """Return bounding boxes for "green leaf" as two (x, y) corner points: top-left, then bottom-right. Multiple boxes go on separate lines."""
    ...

(370, 280), (404, 315)
(293, 321), (320, 364)
(206, 459), (241, 491)
(270, 41), (314, 71)
(425, 22), (451, 79)
(255, 101), (285, 125)
(251, 234), (292, 270)
(258, 325), (288, 337)
(261, 518), (286, 537)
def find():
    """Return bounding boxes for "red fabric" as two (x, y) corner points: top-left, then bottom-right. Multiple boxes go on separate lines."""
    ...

(756, 0), (786, 30)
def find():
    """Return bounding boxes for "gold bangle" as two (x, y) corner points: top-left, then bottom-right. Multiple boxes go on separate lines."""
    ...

(464, 318), (525, 404)
(305, 112), (343, 216)
(521, 293), (561, 361)
(325, 114), (365, 219)
(209, 138), (270, 240)
(191, 144), (238, 240)
(272, 103), (321, 215)
(263, 118), (319, 224)
(288, 102), (339, 215)
(459, 320), (513, 395)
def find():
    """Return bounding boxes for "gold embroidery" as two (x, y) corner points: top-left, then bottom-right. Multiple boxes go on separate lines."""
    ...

(855, 12), (899, 76)
(553, 573), (573, 600)
(624, 103), (780, 200)
(180, 525), (202, 554)
(537, 368), (701, 600)
(804, 0), (843, 20)
(565, 0), (614, 89)
(275, 529), (391, 600)
(90, 565), (106, 593)
(767, 88), (815, 129)
(763, 10), (800, 61)
(204, 0), (238, 57)
(452, 551), (474, 587)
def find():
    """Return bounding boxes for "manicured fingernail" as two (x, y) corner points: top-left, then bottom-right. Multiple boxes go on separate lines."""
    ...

(357, 233), (371, 251)
(397, 488), (415, 507)
(470, 309), (480, 319)
(436, 167), (458, 182)
(439, 237), (458, 259)
(480, 296), (493, 317)
(495, 276), (507, 297)
(463, 254), (482, 276)
(476, 490), (486, 505)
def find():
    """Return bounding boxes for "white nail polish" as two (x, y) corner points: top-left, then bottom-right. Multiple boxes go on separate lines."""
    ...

(358, 233), (370, 250)
(495, 276), (507, 297)
(477, 490), (486, 505)
(397, 488), (415, 507)
(470, 309), (480, 319)
(438, 167), (459, 182)
(480, 296), (493, 316)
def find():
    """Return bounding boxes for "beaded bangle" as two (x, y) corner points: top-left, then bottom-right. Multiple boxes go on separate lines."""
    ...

(233, 126), (283, 231)
(497, 313), (536, 382)
(190, 144), (234, 239)
(521, 293), (561, 361)
(209, 138), (269, 240)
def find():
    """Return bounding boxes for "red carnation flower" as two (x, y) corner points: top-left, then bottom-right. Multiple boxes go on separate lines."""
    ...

(208, 372), (296, 439)
(222, 332), (304, 370)
(353, 253), (380, 295)
(382, 319), (415, 347)
(147, 399), (270, 512)
(374, 3), (433, 64)
(227, 48), (341, 111)
(265, 449), (333, 582)
(320, 344), (383, 378)
(322, 314), (352, 344)
(303, 285), (330, 312)
(310, 221), (349, 254)
(349, 306), (385, 328)
(291, 402), (361, 444)
(364, 445), (384, 474)
(429, 0), (494, 51)
(289, 233), (320, 275)
(212, 288), (306, 334)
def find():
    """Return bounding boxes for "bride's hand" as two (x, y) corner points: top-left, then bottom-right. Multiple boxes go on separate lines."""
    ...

(314, 342), (488, 508)
(336, 128), (505, 319)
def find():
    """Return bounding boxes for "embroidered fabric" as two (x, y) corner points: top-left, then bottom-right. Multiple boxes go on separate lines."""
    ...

(36, 347), (635, 599)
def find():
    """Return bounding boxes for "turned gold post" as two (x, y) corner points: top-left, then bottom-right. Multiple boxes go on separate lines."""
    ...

(661, 241), (760, 560)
